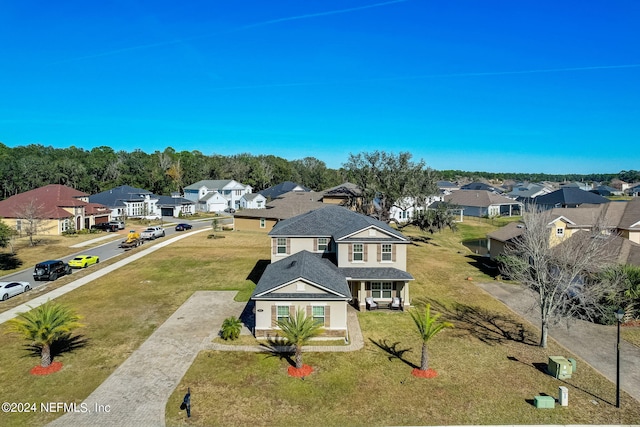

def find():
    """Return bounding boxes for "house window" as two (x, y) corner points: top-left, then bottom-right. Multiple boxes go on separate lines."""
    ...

(556, 228), (564, 237)
(277, 238), (287, 254)
(276, 306), (290, 322)
(317, 238), (328, 251)
(260, 218), (266, 228)
(353, 244), (363, 261)
(61, 219), (69, 232)
(371, 282), (393, 299)
(381, 244), (392, 261)
(16, 219), (22, 232)
(235, 190), (242, 196)
(312, 306), (325, 325)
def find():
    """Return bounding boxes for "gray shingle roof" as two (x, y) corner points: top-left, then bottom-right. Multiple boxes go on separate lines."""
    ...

(269, 205), (407, 241)
(339, 267), (414, 281)
(260, 181), (310, 199)
(535, 187), (609, 207)
(89, 185), (154, 207)
(444, 190), (519, 208)
(184, 180), (235, 190)
(252, 251), (351, 299)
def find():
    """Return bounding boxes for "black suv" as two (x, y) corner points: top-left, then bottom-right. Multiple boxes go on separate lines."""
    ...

(33, 260), (72, 281)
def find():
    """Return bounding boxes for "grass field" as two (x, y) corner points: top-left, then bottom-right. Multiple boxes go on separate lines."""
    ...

(0, 219), (638, 426)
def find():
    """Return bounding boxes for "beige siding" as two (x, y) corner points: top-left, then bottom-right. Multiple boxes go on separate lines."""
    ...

(234, 217), (277, 232)
(489, 239), (507, 259)
(273, 280), (330, 294)
(336, 242), (407, 270)
(271, 237), (316, 262)
(254, 300), (348, 338)
(627, 230), (640, 244)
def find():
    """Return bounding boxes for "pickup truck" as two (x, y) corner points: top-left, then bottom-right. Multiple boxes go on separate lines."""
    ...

(140, 226), (165, 240)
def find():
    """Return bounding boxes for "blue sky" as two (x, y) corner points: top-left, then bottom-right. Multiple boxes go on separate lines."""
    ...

(1, 0), (638, 174)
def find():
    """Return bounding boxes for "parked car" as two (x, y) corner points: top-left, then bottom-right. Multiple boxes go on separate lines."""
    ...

(33, 260), (72, 281)
(68, 254), (100, 268)
(92, 222), (118, 232)
(140, 226), (165, 240)
(224, 207), (236, 214)
(109, 220), (125, 230)
(175, 223), (193, 231)
(0, 281), (31, 301)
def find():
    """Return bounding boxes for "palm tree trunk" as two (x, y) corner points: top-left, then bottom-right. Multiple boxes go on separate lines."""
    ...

(41, 343), (51, 367)
(295, 344), (303, 369)
(420, 342), (429, 371)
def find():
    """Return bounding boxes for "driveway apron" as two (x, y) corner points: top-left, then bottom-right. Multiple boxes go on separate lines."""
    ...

(49, 291), (241, 427)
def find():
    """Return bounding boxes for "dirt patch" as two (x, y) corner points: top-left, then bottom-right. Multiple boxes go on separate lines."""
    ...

(411, 368), (438, 378)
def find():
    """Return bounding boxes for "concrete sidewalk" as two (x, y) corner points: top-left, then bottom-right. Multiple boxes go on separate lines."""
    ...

(477, 281), (640, 405)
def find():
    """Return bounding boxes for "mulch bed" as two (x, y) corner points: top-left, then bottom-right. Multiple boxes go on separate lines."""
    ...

(30, 361), (63, 376)
(622, 320), (640, 327)
(411, 368), (438, 378)
(288, 364), (313, 377)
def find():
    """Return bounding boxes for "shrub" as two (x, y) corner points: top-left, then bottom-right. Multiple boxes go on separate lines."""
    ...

(220, 316), (242, 341)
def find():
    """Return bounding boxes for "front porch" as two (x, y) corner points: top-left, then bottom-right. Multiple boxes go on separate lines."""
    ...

(349, 280), (410, 312)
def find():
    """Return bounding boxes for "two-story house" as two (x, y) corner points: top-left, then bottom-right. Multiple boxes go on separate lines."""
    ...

(184, 180), (252, 212)
(89, 185), (161, 220)
(251, 205), (413, 339)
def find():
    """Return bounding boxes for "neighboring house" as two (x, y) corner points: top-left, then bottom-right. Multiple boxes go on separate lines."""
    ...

(251, 205), (414, 338)
(591, 185), (624, 197)
(0, 184), (110, 235)
(156, 194), (196, 217)
(321, 182), (362, 206)
(89, 185), (161, 220)
(437, 180), (459, 194)
(388, 195), (443, 223)
(487, 199), (640, 262)
(627, 184), (640, 197)
(442, 190), (522, 218)
(234, 191), (326, 232)
(184, 180), (253, 212)
(507, 182), (553, 201)
(534, 187), (609, 210)
(259, 181), (310, 200)
(460, 182), (503, 193)
(559, 181), (593, 191)
(240, 193), (267, 209)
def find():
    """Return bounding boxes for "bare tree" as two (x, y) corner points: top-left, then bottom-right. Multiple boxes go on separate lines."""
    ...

(13, 199), (51, 246)
(498, 206), (620, 348)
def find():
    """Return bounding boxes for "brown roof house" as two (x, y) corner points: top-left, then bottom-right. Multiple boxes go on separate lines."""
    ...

(487, 199), (640, 265)
(234, 191), (326, 232)
(0, 184), (110, 236)
(251, 205), (413, 339)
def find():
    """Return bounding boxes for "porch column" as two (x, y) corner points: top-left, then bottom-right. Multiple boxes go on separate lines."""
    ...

(359, 281), (366, 311)
(403, 281), (410, 309)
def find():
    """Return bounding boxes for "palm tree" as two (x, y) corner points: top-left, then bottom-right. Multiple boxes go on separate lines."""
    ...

(220, 316), (242, 341)
(276, 309), (323, 369)
(410, 304), (454, 371)
(7, 301), (83, 367)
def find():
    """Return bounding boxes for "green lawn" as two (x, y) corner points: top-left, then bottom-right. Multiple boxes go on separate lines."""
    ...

(0, 223), (638, 426)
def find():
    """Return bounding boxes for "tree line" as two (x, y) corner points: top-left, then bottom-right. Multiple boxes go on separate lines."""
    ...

(1, 142), (637, 200)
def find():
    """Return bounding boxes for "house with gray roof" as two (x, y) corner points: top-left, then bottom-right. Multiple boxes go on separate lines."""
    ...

(507, 182), (553, 201)
(534, 187), (609, 210)
(89, 185), (160, 220)
(251, 205), (414, 338)
(183, 179), (252, 212)
(240, 193), (267, 209)
(259, 181), (310, 200)
(443, 190), (522, 218)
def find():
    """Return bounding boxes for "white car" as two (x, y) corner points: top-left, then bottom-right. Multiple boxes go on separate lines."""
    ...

(0, 281), (31, 301)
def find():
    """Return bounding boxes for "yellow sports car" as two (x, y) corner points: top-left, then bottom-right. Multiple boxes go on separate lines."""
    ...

(68, 255), (100, 268)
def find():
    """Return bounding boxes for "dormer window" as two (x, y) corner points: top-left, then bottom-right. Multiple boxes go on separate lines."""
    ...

(556, 228), (564, 237)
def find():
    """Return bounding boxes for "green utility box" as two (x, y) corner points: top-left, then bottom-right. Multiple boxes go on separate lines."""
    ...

(548, 356), (572, 379)
(534, 395), (555, 409)
(567, 358), (577, 373)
